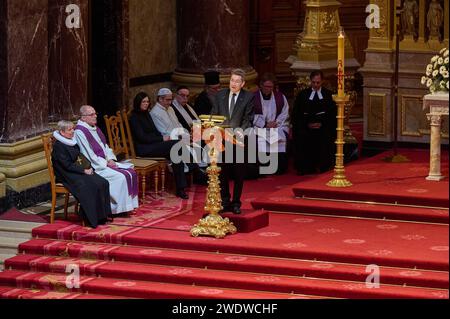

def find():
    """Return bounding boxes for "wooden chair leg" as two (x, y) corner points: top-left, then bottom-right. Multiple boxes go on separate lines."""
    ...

(50, 192), (57, 224)
(154, 170), (159, 194)
(141, 173), (146, 203)
(161, 165), (166, 193)
(63, 193), (69, 220)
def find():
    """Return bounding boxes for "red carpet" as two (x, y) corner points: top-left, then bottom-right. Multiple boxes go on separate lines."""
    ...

(292, 149), (449, 208)
(252, 187), (449, 224)
(1, 148), (448, 299)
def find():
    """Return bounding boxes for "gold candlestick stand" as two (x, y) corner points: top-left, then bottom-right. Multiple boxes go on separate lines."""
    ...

(191, 117), (237, 239)
(327, 94), (353, 188)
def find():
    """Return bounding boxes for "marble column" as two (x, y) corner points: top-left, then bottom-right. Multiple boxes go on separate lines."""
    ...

(173, 0), (257, 92)
(0, 0), (51, 212)
(426, 113), (445, 181)
(0, 0), (49, 142)
(48, 0), (89, 122)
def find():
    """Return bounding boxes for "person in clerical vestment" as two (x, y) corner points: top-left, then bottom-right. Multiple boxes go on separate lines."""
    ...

(75, 105), (139, 215)
(253, 73), (290, 175)
(172, 86), (201, 132)
(52, 120), (112, 228)
(291, 70), (337, 175)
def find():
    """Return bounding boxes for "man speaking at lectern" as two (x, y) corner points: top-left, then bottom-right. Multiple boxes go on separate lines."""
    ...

(211, 68), (254, 215)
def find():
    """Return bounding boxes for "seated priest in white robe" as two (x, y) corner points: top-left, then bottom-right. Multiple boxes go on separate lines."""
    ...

(75, 105), (139, 215)
(253, 73), (290, 175)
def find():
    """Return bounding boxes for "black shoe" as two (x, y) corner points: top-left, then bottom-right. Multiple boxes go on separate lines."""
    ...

(176, 190), (189, 199)
(219, 203), (233, 214)
(232, 206), (241, 215)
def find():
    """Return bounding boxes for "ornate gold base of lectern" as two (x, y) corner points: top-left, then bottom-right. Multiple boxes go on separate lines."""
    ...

(190, 117), (237, 239)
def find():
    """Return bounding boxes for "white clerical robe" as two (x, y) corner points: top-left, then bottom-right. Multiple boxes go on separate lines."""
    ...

(75, 120), (139, 214)
(253, 92), (290, 153)
(172, 100), (200, 127)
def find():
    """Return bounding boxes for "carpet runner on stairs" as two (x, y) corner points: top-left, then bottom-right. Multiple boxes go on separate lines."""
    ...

(2, 253), (447, 299)
(0, 285), (127, 299)
(1, 149), (447, 299)
(291, 149), (449, 208)
(251, 188), (449, 224)
(16, 239), (448, 289)
(0, 210), (446, 299)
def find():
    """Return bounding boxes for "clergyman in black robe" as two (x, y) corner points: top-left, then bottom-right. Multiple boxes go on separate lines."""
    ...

(291, 70), (337, 175)
(51, 122), (112, 228)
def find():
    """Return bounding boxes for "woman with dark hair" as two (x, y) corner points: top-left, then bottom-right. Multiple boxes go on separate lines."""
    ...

(129, 92), (190, 199)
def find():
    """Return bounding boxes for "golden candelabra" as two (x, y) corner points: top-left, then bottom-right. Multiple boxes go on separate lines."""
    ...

(190, 116), (237, 239)
(327, 27), (352, 188)
(327, 94), (353, 188)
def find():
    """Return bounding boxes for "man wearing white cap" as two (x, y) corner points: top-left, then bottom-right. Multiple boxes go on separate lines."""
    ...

(150, 88), (186, 139)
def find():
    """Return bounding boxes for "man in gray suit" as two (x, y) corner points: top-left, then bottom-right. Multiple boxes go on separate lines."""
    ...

(211, 68), (254, 214)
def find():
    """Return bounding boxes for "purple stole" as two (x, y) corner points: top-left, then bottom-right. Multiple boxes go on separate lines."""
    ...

(75, 125), (138, 198)
(254, 90), (285, 117)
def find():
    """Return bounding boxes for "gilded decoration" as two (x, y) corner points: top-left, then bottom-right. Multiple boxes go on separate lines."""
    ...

(320, 10), (338, 34)
(190, 117), (237, 239)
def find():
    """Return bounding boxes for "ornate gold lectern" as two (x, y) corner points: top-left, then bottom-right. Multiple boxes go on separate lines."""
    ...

(190, 115), (237, 239)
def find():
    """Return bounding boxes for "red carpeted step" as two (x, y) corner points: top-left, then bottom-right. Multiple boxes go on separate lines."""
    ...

(221, 210), (269, 233)
(251, 188), (449, 224)
(32, 216), (449, 272)
(0, 270), (317, 299)
(18, 239), (449, 289)
(4, 255), (449, 299)
(291, 149), (449, 208)
(0, 285), (124, 299)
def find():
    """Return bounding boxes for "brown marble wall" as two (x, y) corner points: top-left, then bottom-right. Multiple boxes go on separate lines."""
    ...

(0, 0), (6, 140)
(127, 0), (176, 107)
(176, 0), (251, 73)
(48, 0), (89, 122)
(0, 0), (49, 142)
(128, 0), (177, 78)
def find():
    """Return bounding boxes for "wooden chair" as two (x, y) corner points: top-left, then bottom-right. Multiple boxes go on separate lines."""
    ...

(121, 109), (167, 193)
(103, 112), (160, 203)
(41, 133), (79, 224)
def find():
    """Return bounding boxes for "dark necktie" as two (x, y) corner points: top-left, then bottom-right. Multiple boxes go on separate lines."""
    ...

(230, 93), (236, 116)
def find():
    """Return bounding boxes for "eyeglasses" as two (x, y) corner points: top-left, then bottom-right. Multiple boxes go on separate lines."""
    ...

(82, 112), (97, 117)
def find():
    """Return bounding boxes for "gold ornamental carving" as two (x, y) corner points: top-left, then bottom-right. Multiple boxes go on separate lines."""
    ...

(191, 116), (237, 239)
(320, 10), (338, 34)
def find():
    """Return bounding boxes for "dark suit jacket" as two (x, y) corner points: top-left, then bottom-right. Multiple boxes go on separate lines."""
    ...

(211, 89), (254, 130)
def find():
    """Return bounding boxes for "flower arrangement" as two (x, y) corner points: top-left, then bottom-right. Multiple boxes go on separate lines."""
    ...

(421, 48), (449, 94)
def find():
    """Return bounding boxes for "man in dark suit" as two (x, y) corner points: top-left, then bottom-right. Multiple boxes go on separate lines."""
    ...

(291, 70), (337, 175)
(211, 68), (254, 214)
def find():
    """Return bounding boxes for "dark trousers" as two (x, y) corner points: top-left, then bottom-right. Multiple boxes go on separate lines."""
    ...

(218, 143), (246, 207)
(135, 140), (187, 191)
